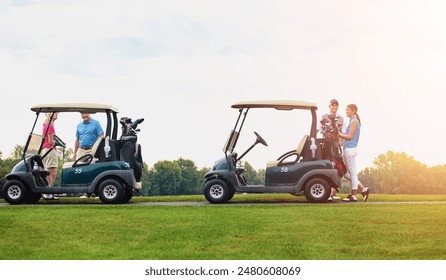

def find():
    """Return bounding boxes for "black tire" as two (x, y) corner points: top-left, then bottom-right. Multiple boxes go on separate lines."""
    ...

(204, 179), (233, 204)
(2, 180), (28, 205)
(98, 179), (125, 204)
(123, 188), (133, 203)
(26, 192), (42, 204)
(304, 178), (331, 203)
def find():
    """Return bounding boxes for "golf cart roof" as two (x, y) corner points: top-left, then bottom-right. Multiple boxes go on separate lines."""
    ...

(31, 103), (119, 113)
(231, 100), (317, 110)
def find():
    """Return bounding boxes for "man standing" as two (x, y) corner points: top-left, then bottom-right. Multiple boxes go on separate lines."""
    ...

(74, 113), (104, 161)
(74, 113), (104, 198)
(318, 99), (344, 201)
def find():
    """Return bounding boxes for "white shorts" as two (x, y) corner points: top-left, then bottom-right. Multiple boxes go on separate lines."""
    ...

(42, 148), (58, 169)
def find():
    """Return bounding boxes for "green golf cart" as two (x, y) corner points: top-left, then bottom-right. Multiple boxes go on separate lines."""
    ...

(2, 103), (144, 204)
(204, 100), (345, 203)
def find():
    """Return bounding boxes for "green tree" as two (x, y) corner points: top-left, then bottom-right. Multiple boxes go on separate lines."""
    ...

(140, 162), (151, 195)
(197, 167), (210, 193)
(0, 158), (20, 183)
(62, 148), (74, 162)
(11, 145), (24, 160)
(358, 151), (438, 194)
(144, 159), (210, 196)
(175, 158), (201, 194)
(148, 160), (182, 195)
(257, 168), (266, 183)
(0, 148), (21, 183)
(357, 167), (375, 193)
(425, 164), (446, 194)
(243, 162), (264, 185)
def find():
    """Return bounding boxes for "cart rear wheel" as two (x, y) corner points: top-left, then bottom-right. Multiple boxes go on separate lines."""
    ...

(98, 179), (125, 204)
(304, 178), (331, 203)
(123, 188), (133, 203)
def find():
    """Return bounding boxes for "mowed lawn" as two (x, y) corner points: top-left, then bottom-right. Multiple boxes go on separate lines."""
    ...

(1, 194), (446, 260)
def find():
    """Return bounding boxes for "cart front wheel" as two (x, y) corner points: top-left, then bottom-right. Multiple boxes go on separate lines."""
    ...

(204, 179), (233, 204)
(2, 180), (28, 205)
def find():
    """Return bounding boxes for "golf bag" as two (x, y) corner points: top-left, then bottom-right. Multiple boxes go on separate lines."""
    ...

(119, 117), (144, 182)
(320, 115), (347, 177)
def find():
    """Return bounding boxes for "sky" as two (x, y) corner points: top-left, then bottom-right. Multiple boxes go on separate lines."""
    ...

(1, 0), (446, 171)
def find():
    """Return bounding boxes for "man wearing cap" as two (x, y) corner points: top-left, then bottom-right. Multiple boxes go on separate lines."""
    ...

(318, 99), (344, 201)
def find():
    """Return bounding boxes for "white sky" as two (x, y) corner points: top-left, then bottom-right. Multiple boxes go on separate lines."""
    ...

(1, 0), (446, 171)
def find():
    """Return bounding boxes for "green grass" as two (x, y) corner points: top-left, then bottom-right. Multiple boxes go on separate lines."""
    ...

(3, 193), (446, 204)
(129, 193), (446, 203)
(1, 194), (446, 260)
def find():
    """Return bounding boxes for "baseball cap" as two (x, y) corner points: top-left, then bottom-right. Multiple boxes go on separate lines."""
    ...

(330, 99), (339, 105)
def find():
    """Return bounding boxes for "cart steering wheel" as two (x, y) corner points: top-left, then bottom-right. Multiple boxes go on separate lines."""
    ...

(73, 154), (93, 167)
(254, 131), (268, 146)
(53, 134), (66, 149)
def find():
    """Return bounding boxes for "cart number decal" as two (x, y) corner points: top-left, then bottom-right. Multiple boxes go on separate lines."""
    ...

(75, 168), (82, 174)
(281, 167), (288, 173)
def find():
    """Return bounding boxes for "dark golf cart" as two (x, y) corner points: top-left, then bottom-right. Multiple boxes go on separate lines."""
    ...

(2, 103), (144, 204)
(204, 100), (345, 203)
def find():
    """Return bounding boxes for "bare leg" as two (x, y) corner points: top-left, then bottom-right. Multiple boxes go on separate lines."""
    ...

(48, 167), (57, 187)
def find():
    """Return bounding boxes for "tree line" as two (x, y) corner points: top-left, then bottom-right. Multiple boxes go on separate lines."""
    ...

(358, 151), (446, 194)
(1, 146), (446, 195)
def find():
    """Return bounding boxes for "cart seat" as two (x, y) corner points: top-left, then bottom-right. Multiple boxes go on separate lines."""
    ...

(63, 136), (103, 169)
(267, 135), (309, 167)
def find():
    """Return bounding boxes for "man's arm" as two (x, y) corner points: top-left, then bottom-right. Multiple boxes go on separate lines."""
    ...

(74, 138), (79, 160)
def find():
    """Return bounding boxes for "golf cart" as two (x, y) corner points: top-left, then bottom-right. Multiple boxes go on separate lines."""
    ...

(2, 103), (144, 204)
(204, 100), (345, 203)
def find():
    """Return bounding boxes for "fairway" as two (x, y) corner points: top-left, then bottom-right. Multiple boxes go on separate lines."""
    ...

(1, 194), (446, 260)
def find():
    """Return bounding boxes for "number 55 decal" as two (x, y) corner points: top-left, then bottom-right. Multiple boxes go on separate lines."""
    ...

(281, 167), (288, 173)
(74, 168), (82, 174)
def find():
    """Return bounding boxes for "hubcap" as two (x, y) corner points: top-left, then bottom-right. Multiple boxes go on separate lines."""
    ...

(103, 185), (117, 199)
(310, 183), (325, 198)
(8, 185), (21, 199)
(209, 184), (224, 199)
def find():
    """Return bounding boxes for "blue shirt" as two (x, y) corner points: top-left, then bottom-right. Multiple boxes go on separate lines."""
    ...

(343, 116), (360, 149)
(76, 118), (104, 147)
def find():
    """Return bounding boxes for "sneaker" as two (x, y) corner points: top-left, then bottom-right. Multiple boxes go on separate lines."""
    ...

(43, 194), (54, 200)
(342, 195), (357, 202)
(362, 187), (370, 202)
(52, 195), (60, 200)
(79, 194), (89, 199)
(332, 195), (341, 200)
(327, 196), (333, 201)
